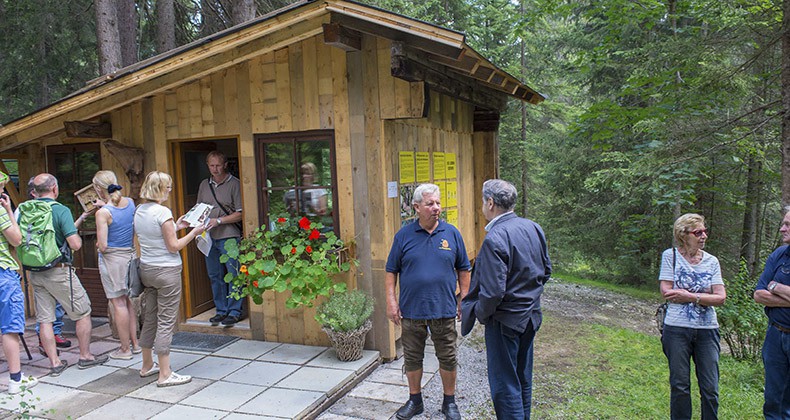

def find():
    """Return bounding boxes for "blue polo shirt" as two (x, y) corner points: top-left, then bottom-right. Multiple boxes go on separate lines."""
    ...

(757, 245), (790, 328)
(386, 220), (471, 319)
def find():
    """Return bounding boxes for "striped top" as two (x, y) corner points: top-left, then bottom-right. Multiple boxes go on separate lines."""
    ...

(0, 207), (18, 270)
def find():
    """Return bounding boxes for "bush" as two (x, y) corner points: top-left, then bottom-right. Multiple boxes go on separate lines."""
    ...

(315, 289), (374, 332)
(717, 259), (766, 361)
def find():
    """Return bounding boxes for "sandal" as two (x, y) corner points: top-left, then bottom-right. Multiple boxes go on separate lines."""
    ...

(157, 372), (192, 387)
(131, 345), (143, 354)
(78, 354), (109, 369)
(109, 349), (134, 360)
(140, 363), (159, 378)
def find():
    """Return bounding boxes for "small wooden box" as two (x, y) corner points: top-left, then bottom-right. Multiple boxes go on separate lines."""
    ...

(74, 184), (100, 213)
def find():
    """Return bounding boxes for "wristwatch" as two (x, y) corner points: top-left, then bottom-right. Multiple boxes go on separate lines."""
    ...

(769, 282), (778, 293)
(217, 218), (222, 225)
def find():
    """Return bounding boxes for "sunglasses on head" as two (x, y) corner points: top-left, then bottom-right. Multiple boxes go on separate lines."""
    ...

(689, 229), (708, 238)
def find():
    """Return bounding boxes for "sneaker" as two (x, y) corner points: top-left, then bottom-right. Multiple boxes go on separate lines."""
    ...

(131, 345), (143, 354)
(209, 314), (226, 326)
(54, 335), (72, 348)
(7, 375), (38, 394)
(221, 315), (240, 327)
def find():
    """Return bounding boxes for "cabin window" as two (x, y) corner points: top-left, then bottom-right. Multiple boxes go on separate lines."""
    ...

(255, 131), (338, 235)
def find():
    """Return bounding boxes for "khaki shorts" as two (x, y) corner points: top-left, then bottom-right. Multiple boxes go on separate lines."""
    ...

(401, 317), (458, 372)
(28, 266), (91, 323)
(99, 247), (133, 299)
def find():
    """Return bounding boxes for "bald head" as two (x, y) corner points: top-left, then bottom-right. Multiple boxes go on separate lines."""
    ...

(32, 173), (58, 198)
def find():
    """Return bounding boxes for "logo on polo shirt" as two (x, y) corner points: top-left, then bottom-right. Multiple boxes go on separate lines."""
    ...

(439, 239), (451, 251)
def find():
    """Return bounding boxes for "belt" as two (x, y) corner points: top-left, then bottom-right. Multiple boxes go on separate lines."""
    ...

(772, 323), (790, 334)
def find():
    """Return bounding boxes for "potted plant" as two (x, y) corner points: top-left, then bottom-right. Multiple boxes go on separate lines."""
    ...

(315, 289), (375, 361)
(221, 215), (355, 308)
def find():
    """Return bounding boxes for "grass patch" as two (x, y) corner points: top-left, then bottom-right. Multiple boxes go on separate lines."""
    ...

(533, 316), (764, 419)
(552, 271), (659, 302)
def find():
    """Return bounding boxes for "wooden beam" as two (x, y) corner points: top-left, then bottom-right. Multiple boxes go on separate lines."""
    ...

(473, 109), (500, 132)
(322, 23), (361, 51)
(63, 120), (112, 138)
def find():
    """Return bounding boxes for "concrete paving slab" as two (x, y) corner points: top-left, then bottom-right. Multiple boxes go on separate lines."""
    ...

(33, 388), (117, 420)
(307, 349), (379, 373)
(31, 351), (81, 369)
(346, 380), (407, 403)
(276, 366), (352, 393)
(383, 358), (404, 371)
(222, 360), (298, 387)
(86, 339), (121, 355)
(79, 367), (157, 395)
(150, 404), (227, 419)
(318, 395), (403, 420)
(41, 364), (118, 388)
(127, 377), (213, 404)
(365, 366), (431, 387)
(91, 324), (113, 339)
(236, 387), (325, 418)
(127, 351), (206, 373)
(211, 339), (280, 360)
(76, 396), (171, 420)
(257, 343), (326, 365)
(0, 383), (69, 413)
(178, 356), (249, 380)
(180, 381), (265, 411)
(223, 414), (286, 420)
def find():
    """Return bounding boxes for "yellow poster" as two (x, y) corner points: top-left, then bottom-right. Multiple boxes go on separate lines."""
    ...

(446, 209), (458, 227)
(416, 152), (431, 182)
(399, 151), (415, 184)
(436, 181), (446, 203)
(445, 153), (457, 179)
(446, 181), (457, 207)
(433, 152), (446, 180)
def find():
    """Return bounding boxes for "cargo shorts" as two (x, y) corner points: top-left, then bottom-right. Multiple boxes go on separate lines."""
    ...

(28, 266), (91, 323)
(401, 317), (458, 372)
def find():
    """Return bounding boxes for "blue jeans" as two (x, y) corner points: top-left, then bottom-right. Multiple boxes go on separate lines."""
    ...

(762, 324), (790, 419)
(661, 325), (720, 420)
(206, 237), (242, 318)
(35, 302), (64, 335)
(485, 319), (537, 419)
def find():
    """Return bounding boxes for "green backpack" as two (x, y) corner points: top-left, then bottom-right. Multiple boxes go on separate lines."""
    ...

(17, 200), (64, 271)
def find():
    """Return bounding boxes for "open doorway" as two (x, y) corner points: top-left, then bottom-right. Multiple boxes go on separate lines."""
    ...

(170, 138), (250, 336)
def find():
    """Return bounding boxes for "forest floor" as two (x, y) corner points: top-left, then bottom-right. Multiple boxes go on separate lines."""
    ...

(416, 277), (660, 419)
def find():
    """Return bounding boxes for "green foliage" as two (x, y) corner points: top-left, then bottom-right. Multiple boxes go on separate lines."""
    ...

(718, 259), (767, 360)
(315, 289), (375, 332)
(221, 215), (356, 309)
(1, 380), (55, 419)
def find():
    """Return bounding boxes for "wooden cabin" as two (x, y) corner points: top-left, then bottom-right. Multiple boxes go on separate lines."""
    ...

(0, 0), (543, 359)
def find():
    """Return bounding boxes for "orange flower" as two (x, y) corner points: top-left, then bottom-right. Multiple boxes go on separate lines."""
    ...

(308, 229), (320, 240)
(240, 265), (248, 274)
(277, 217), (286, 223)
(291, 247), (297, 254)
(299, 217), (311, 230)
(306, 245), (313, 254)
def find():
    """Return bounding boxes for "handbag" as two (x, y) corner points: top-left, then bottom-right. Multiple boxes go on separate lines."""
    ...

(126, 257), (144, 298)
(656, 248), (676, 334)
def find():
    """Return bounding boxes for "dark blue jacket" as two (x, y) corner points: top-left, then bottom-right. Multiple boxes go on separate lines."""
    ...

(461, 212), (551, 335)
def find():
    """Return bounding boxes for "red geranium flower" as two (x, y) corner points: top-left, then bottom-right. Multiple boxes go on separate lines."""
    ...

(253, 280), (259, 288)
(291, 247), (297, 254)
(299, 217), (311, 230)
(306, 245), (313, 254)
(260, 270), (267, 276)
(277, 217), (286, 223)
(308, 229), (320, 240)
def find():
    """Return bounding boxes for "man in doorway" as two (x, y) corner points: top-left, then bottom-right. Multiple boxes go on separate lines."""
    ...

(461, 179), (552, 419)
(385, 183), (471, 420)
(196, 150), (244, 327)
(24, 173), (107, 376)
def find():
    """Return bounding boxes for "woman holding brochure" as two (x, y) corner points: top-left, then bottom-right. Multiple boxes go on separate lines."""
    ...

(134, 171), (205, 387)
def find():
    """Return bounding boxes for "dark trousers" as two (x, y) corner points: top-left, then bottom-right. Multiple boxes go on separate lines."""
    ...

(484, 319), (537, 419)
(661, 325), (720, 420)
(763, 324), (790, 419)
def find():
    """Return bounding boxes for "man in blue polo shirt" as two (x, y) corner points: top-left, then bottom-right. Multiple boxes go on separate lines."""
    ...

(755, 208), (790, 419)
(385, 183), (471, 420)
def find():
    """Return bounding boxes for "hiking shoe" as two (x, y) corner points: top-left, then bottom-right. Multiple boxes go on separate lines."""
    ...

(441, 402), (461, 420)
(54, 335), (72, 348)
(78, 354), (109, 369)
(209, 314), (226, 326)
(8, 375), (38, 394)
(395, 400), (424, 420)
(49, 361), (68, 377)
(221, 315), (240, 327)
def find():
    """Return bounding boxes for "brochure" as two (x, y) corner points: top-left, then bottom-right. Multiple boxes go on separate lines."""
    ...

(183, 202), (213, 227)
(195, 230), (212, 257)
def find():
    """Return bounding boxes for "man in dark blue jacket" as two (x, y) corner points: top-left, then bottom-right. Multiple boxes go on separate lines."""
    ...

(461, 179), (551, 419)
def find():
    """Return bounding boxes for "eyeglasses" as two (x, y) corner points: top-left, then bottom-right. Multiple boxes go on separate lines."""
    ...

(689, 229), (708, 238)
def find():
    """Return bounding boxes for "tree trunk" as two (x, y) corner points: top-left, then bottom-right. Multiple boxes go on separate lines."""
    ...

(232, 0), (256, 25)
(95, 0), (122, 75)
(201, 0), (226, 37)
(156, 0), (176, 53)
(37, 0), (52, 107)
(740, 154), (761, 275)
(782, 0), (790, 207)
(519, 0), (529, 215)
(117, 0), (138, 67)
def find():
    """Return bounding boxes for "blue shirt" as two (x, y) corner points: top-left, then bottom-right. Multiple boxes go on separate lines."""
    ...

(757, 245), (790, 328)
(386, 220), (471, 319)
(105, 198), (135, 248)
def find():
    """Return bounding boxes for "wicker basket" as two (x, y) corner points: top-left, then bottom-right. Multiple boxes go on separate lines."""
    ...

(323, 320), (372, 361)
